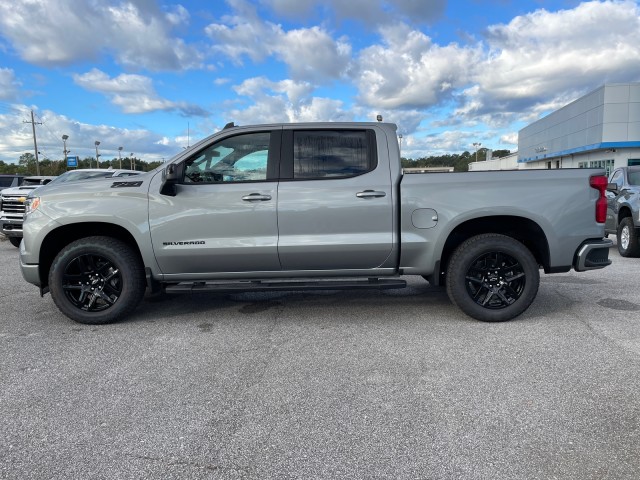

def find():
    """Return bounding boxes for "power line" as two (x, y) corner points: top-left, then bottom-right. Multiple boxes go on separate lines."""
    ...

(36, 112), (66, 158)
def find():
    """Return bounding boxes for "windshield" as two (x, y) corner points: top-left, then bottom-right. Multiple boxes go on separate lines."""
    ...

(0, 177), (18, 187)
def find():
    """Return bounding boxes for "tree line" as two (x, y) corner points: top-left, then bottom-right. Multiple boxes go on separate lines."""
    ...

(1, 148), (513, 176)
(0, 153), (164, 176)
(401, 148), (512, 172)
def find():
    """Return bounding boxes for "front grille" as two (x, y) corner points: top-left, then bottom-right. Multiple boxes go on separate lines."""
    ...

(0, 195), (27, 215)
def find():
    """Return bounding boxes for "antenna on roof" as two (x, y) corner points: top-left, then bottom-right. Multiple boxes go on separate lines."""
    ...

(223, 122), (235, 130)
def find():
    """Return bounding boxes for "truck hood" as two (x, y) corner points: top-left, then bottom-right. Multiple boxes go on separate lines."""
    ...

(1, 185), (41, 197)
(33, 171), (153, 198)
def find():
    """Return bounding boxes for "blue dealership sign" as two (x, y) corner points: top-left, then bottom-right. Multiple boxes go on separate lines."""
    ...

(67, 156), (78, 167)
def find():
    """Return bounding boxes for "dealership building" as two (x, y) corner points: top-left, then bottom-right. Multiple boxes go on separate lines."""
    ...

(470, 82), (640, 177)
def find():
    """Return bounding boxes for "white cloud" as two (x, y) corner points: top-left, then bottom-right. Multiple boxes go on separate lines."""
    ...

(402, 129), (485, 158)
(0, 68), (20, 100)
(500, 132), (518, 146)
(228, 76), (351, 124)
(460, 0), (640, 119)
(164, 4), (190, 26)
(355, 23), (478, 109)
(262, 0), (446, 26)
(205, 1), (351, 81)
(0, 0), (202, 70)
(280, 28), (351, 80)
(0, 105), (184, 164)
(73, 69), (209, 117)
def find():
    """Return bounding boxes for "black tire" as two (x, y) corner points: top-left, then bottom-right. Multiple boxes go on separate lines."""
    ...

(9, 237), (21, 247)
(48, 236), (146, 324)
(617, 217), (640, 257)
(446, 234), (540, 322)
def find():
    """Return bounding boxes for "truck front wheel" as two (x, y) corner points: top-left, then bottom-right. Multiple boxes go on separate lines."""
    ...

(48, 236), (146, 324)
(9, 237), (21, 247)
(617, 217), (640, 257)
(446, 234), (540, 322)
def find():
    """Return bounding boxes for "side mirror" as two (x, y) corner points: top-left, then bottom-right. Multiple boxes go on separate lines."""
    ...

(160, 163), (181, 196)
(165, 163), (178, 181)
(606, 182), (619, 194)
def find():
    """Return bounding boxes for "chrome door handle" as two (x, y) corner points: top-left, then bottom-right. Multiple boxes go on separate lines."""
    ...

(242, 193), (272, 202)
(356, 190), (386, 198)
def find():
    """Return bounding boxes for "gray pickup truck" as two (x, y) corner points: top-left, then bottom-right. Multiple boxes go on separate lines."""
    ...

(20, 122), (612, 325)
(606, 166), (640, 256)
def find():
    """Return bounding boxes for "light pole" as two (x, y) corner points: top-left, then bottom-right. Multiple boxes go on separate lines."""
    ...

(94, 141), (101, 168)
(473, 142), (481, 162)
(130, 153), (135, 171)
(118, 146), (123, 169)
(62, 135), (69, 164)
(398, 134), (403, 159)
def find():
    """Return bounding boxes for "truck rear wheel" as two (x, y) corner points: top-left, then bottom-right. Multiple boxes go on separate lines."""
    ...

(48, 236), (146, 324)
(446, 234), (540, 322)
(617, 217), (640, 257)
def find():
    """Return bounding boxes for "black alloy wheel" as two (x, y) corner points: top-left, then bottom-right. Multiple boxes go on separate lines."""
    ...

(446, 234), (540, 322)
(62, 252), (123, 312)
(463, 251), (526, 309)
(49, 236), (145, 324)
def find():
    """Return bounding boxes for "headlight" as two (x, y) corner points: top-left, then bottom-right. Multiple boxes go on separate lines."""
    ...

(26, 197), (41, 215)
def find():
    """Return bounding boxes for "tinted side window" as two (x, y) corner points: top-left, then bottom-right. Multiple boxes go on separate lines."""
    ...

(293, 130), (375, 179)
(628, 171), (640, 186)
(184, 132), (271, 184)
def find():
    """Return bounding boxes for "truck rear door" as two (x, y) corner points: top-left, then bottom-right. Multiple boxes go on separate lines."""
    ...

(276, 127), (394, 270)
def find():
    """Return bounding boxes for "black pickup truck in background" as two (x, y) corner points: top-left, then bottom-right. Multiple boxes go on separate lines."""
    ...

(606, 166), (640, 257)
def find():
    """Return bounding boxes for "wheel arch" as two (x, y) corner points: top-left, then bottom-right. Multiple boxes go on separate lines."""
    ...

(436, 215), (550, 283)
(39, 223), (145, 290)
(617, 205), (633, 223)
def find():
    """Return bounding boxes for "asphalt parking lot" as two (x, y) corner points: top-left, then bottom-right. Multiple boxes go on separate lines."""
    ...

(1, 235), (639, 480)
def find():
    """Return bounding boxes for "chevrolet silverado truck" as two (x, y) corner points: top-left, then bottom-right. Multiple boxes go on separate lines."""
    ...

(1, 176), (56, 247)
(20, 122), (612, 325)
(605, 166), (640, 256)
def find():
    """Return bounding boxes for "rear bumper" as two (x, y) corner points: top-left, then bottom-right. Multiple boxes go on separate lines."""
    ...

(573, 239), (613, 271)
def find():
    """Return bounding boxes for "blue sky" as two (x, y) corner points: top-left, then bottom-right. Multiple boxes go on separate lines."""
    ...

(1, 0), (639, 164)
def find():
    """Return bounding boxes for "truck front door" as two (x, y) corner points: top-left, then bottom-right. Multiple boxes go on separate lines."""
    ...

(149, 130), (282, 275)
(276, 128), (395, 271)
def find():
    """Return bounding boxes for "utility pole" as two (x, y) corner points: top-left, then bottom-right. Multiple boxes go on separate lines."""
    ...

(23, 110), (42, 175)
(62, 135), (69, 164)
(473, 142), (482, 162)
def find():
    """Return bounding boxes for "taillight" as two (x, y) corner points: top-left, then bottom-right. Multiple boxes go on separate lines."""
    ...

(590, 175), (607, 223)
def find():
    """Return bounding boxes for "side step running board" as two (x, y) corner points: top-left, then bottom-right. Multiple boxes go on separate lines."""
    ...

(164, 278), (407, 294)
